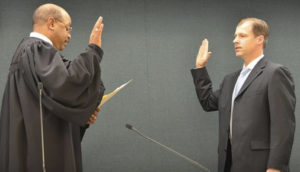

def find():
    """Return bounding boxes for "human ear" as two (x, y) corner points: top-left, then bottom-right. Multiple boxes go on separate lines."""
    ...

(47, 17), (56, 31)
(257, 35), (264, 45)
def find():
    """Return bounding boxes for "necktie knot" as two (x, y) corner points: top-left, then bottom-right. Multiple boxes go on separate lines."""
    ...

(232, 67), (251, 100)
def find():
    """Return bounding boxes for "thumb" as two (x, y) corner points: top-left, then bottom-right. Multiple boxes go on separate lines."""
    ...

(207, 52), (212, 59)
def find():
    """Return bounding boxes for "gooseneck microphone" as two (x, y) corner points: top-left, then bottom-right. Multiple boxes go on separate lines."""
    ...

(38, 82), (46, 172)
(125, 124), (210, 172)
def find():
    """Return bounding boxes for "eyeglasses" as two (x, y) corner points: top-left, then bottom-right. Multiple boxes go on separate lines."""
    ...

(55, 19), (72, 33)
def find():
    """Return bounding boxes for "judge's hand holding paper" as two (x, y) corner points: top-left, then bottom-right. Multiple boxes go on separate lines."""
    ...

(87, 79), (132, 124)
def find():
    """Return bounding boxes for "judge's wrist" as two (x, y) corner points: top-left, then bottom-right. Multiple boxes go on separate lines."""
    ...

(195, 64), (206, 69)
(88, 44), (104, 57)
(89, 43), (101, 49)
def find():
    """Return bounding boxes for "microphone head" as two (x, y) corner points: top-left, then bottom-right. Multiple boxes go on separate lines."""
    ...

(38, 82), (43, 89)
(126, 124), (133, 130)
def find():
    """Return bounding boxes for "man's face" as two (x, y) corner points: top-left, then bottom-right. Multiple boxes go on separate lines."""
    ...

(233, 21), (260, 59)
(52, 14), (72, 51)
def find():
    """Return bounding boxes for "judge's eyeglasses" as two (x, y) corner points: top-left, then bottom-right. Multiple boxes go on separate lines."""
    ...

(55, 19), (72, 33)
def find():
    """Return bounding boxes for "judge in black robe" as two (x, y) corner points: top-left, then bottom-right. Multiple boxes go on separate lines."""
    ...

(0, 3), (105, 172)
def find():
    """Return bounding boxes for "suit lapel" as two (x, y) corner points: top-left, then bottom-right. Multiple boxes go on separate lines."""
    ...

(235, 58), (267, 99)
(223, 70), (240, 116)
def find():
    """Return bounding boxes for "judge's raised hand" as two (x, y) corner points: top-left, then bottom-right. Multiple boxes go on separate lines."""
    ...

(195, 39), (212, 68)
(86, 105), (101, 125)
(89, 16), (104, 47)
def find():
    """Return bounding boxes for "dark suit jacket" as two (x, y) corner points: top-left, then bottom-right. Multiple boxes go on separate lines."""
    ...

(191, 58), (295, 172)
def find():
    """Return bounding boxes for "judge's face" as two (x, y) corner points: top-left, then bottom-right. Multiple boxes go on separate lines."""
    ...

(233, 21), (260, 60)
(52, 14), (72, 51)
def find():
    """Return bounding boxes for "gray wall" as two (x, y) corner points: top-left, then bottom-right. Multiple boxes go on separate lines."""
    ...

(1, 0), (299, 171)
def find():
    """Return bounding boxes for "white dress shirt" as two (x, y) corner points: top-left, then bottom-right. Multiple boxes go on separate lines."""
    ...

(29, 32), (53, 46)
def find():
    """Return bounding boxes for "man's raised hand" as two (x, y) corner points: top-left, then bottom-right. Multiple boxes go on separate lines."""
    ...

(89, 16), (104, 47)
(195, 39), (211, 68)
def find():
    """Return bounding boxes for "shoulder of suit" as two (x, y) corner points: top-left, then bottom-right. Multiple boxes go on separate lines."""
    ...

(261, 59), (294, 81)
(264, 60), (288, 72)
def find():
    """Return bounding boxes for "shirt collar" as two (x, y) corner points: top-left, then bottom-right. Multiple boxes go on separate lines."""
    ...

(243, 54), (264, 70)
(29, 32), (53, 46)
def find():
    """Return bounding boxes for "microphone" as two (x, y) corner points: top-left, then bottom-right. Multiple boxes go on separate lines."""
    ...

(38, 82), (46, 172)
(125, 124), (210, 172)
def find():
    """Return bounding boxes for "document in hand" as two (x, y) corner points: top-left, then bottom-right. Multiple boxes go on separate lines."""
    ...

(100, 79), (133, 107)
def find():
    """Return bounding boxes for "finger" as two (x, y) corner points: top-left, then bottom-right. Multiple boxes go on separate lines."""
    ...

(99, 23), (104, 33)
(94, 24), (104, 34)
(93, 16), (103, 31)
(197, 40), (204, 56)
(197, 45), (202, 56)
(204, 39), (209, 54)
(207, 52), (212, 59)
(197, 39), (207, 57)
(92, 114), (97, 120)
(96, 106), (101, 112)
(201, 39), (208, 57)
(87, 118), (95, 124)
(86, 120), (92, 125)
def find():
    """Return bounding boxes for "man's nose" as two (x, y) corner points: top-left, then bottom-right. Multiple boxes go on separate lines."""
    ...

(68, 33), (71, 40)
(233, 37), (238, 44)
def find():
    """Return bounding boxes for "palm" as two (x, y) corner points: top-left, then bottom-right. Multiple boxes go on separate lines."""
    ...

(196, 39), (210, 68)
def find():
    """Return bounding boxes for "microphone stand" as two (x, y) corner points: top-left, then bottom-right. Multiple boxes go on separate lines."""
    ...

(126, 124), (210, 172)
(38, 82), (46, 172)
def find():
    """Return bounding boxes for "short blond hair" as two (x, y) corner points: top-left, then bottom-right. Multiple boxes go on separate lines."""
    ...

(238, 18), (269, 48)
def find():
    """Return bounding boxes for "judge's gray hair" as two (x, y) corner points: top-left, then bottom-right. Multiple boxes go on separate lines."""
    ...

(32, 3), (66, 25)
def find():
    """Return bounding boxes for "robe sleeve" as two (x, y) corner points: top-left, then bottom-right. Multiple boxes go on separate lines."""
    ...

(80, 125), (90, 141)
(20, 40), (105, 126)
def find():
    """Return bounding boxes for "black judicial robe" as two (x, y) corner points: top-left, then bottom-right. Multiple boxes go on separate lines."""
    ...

(0, 37), (105, 172)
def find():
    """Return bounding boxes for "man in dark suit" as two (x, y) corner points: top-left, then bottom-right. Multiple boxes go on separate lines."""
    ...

(191, 18), (295, 172)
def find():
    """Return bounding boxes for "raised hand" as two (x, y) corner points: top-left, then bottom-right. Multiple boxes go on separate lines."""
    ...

(195, 39), (211, 68)
(89, 16), (104, 47)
